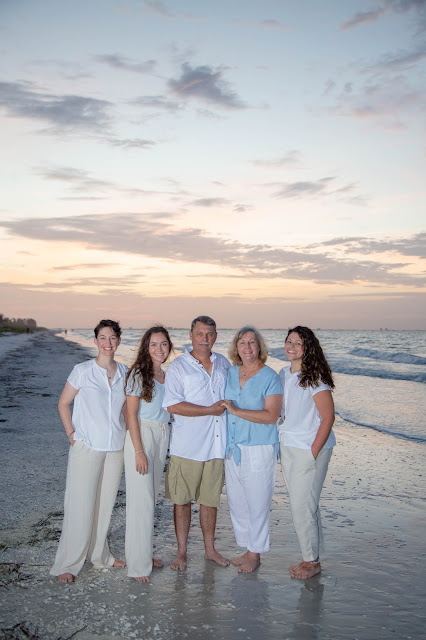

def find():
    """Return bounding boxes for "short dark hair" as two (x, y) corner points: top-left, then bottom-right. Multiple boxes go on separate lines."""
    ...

(94, 319), (122, 338)
(190, 315), (217, 332)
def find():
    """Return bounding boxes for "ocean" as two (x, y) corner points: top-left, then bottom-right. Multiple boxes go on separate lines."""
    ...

(60, 328), (426, 444)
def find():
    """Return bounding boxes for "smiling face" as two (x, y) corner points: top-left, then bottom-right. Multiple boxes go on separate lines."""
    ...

(94, 326), (120, 357)
(190, 321), (217, 358)
(285, 331), (304, 371)
(148, 332), (170, 365)
(237, 330), (260, 365)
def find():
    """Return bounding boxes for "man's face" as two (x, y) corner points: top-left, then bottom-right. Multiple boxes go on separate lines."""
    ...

(190, 322), (217, 355)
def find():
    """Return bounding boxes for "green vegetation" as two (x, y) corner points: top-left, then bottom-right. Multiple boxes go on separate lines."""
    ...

(0, 313), (42, 334)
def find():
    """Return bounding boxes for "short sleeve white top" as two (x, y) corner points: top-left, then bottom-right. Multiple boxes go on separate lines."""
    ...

(67, 359), (127, 451)
(279, 365), (336, 450)
(162, 349), (230, 461)
(125, 370), (169, 423)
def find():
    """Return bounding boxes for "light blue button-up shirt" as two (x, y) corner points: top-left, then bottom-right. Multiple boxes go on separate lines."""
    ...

(225, 365), (283, 465)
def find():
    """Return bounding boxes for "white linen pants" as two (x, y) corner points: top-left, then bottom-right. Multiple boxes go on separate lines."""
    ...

(50, 441), (124, 577)
(280, 441), (333, 562)
(124, 418), (170, 577)
(225, 444), (277, 554)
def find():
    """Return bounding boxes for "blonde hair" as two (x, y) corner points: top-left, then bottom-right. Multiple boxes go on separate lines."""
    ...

(228, 325), (268, 366)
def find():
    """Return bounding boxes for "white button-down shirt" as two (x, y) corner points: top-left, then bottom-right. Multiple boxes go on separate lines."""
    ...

(68, 359), (127, 451)
(163, 349), (230, 461)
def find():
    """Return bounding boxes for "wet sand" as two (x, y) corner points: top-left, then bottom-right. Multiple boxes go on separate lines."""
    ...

(0, 332), (425, 640)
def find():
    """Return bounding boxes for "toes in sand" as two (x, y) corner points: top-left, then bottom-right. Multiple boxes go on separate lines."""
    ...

(205, 550), (230, 567)
(289, 560), (321, 579)
(57, 572), (74, 584)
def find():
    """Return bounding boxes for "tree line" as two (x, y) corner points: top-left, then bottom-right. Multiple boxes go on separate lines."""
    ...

(0, 314), (38, 332)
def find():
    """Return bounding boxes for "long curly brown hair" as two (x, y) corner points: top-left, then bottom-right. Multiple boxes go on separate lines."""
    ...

(285, 326), (334, 390)
(125, 326), (173, 402)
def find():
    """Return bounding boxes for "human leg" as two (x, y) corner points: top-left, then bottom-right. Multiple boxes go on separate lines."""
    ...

(171, 502), (191, 570)
(124, 424), (156, 579)
(198, 459), (229, 567)
(50, 442), (105, 579)
(235, 446), (276, 573)
(281, 443), (332, 578)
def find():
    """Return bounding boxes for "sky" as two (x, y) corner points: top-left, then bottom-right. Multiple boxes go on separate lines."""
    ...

(0, 0), (425, 330)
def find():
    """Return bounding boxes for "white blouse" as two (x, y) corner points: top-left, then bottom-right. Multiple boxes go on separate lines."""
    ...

(68, 359), (127, 452)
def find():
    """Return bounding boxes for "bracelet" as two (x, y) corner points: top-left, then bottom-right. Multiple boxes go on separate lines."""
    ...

(135, 449), (144, 453)
(67, 431), (75, 438)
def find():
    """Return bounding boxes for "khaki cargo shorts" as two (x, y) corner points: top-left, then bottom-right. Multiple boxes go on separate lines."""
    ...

(165, 456), (224, 507)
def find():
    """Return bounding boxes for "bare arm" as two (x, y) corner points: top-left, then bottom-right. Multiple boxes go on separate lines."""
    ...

(311, 390), (335, 459)
(167, 400), (226, 417)
(126, 395), (148, 474)
(58, 381), (79, 446)
(221, 394), (282, 424)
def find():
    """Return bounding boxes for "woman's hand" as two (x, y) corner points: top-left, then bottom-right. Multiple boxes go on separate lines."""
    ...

(221, 400), (238, 415)
(135, 450), (148, 475)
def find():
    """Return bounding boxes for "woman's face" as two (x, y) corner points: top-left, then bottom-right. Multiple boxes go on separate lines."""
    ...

(148, 332), (170, 365)
(237, 331), (260, 364)
(94, 326), (120, 356)
(285, 332), (304, 367)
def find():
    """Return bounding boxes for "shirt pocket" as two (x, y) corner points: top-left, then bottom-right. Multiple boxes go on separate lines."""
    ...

(183, 372), (208, 401)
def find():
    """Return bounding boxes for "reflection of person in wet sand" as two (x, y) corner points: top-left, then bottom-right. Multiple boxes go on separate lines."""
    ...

(50, 320), (127, 583)
(163, 316), (230, 571)
(279, 326), (336, 579)
(221, 327), (282, 573)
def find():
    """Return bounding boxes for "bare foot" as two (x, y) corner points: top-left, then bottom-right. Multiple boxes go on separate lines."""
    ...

(152, 557), (164, 569)
(170, 553), (187, 571)
(57, 572), (74, 583)
(238, 551), (260, 573)
(113, 559), (126, 568)
(132, 575), (151, 583)
(289, 560), (321, 579)
(205, 549), (230, 567)
(232, 551), (249, 566)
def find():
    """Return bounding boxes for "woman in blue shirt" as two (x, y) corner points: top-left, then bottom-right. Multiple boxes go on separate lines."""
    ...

(221, 326), (282, 573)
(124, 326), (173, 582)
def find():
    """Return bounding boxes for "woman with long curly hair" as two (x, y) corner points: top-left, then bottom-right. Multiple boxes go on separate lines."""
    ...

(124, 326), (173, 582)
(279, 326), (335, 579)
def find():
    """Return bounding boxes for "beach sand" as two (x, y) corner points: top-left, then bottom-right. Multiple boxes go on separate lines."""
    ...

(0, 332), (425, 640)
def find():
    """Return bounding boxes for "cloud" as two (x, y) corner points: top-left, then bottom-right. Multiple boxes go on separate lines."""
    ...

(0, 81), (111, 132)
(253, 150), (302, 167)
(94, 54), (156, 74)
(0, 213), (424, 287)
(312, 233), (426, 258)
(272, 177), (362, 202)
(342, 0), (426, 30)
(34, 165), (168, 198)
(131, 95), (181, 111)
(254, 20), (289, 31)
(168, 63), (247, 109)
(107, 137), (156, 149)
(189, 198), (229, 207)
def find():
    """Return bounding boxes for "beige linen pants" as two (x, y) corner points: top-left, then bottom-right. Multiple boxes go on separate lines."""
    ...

(124, 418), (170, 577)
(50, 441), (124, 577)
(280, 441), (333, 562)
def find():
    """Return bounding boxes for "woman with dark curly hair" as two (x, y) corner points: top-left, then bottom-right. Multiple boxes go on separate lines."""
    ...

(279, 326), (335, 579)
(124, 326), (173, 582)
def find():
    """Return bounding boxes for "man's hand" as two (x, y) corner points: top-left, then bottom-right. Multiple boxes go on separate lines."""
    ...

(208, 400), (227, 416)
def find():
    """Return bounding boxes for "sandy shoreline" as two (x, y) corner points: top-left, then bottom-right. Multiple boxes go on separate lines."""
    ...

(0, 332), (425, 639)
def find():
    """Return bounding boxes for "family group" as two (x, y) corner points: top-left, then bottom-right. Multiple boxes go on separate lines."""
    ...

(50, 315), (336, 584)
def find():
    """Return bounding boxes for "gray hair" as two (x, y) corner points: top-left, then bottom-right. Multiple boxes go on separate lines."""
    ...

(190, 315), (217, 332)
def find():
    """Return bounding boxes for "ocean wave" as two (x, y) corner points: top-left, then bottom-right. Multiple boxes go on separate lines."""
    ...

(348, 347), (426, 366)
(337, 411), (426, 443)
(331, 363), (426, 384)
(268, 347), (426, 383)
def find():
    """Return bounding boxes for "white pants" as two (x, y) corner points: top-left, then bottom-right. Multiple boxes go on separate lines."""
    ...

(280, 440), (333, 561)
(124, 418), (170, 577)
(225, 444), (277, 554)
(50, 441), (124, 577)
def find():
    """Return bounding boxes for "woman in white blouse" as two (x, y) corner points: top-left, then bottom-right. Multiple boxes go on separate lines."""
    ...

(279, 326), (335, 579)
(50, 319), (127, 583)
(124, 326), (173, 582)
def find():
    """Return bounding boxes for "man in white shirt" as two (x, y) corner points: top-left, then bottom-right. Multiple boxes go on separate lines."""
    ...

(163, 315), (230, 571)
